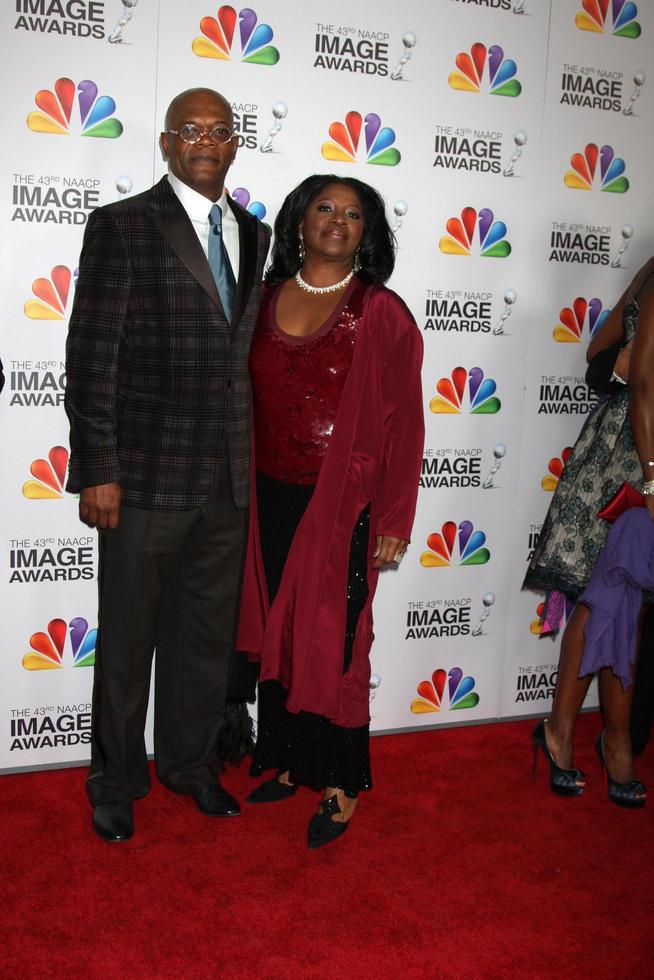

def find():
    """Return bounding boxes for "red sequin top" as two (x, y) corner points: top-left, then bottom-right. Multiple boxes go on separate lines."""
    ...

(249, 277), (364, 485)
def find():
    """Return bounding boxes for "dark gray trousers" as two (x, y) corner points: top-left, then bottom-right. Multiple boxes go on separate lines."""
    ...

(86, 465), (247, 805)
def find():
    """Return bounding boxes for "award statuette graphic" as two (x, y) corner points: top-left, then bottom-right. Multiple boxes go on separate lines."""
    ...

(259, 101), (288, 153)
(390, 31), (417, 81)
(115, 175), (133, 199)
(482, 443), (507, 489)
(472, 592), (496, 636)
(612, 224), (634, 269)
(392, 200), (408, 234)
(503, 130), (527, 178)
(493, 289), (518, 335)
(369, 673), (382, 701)
(623, 71), (646, 116)
(108, 0), (139, 44)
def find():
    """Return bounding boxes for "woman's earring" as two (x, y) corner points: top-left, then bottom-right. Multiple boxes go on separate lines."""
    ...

(353, 248), (362, 272)
(298, 232), (305, 265)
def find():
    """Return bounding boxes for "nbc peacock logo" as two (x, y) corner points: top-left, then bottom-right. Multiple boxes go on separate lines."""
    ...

(530, 601), (546, 635)
(22, 446), (68, 500)
(529, 597), (573, 635)
(575, 0), (641, 38)
(24, 266), (77, 320)
(449, 42), (522, 97)
(411, 668), (480, 713)
(321, 111), (400, 166)
(27, 77), (123, 138)
(430, 367), (501, 415)
(22, 617), (96, 670)
(553, 297), (609, 343)
(439, 207), (511, 258)
(231, 187), (266, 221)
(564, 143), (629, 193)
(420, 521), (491, 568)
(542, 448), (572, 491)
(192, 6), (280, 64)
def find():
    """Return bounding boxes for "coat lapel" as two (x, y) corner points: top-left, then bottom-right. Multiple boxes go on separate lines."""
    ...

(146, 177), (222, 311)
(227, 196), (258, 331)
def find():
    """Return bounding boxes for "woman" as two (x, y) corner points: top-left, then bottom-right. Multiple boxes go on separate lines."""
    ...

(237, 174), (424, 847)
(525, 258), (654, 807)
(585, 322), (654, 760)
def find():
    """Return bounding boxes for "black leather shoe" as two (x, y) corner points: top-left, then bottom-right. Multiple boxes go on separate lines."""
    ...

(192, 782), (241, 817)
(92, 801), (134, 842)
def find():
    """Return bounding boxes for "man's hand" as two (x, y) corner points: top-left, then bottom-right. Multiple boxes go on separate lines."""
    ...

(372, 535), (408, 570)
(79, 482), (121, 529)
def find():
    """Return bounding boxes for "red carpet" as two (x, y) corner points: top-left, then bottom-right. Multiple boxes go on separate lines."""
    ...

(3, 713), (653, 979)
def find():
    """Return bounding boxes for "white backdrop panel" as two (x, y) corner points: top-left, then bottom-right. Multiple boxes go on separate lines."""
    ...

(1, 0), (653, 770)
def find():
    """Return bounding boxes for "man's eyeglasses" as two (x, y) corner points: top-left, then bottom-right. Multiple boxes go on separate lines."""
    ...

(167, 124), (236, 145)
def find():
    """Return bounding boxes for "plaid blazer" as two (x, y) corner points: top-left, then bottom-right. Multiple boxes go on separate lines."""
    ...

(65, 177), (270, 511)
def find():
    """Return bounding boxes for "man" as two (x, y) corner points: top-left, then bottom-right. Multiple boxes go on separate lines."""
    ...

(65, 88), (270, 842)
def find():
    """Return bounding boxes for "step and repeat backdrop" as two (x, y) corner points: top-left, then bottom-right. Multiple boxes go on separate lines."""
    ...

(1, 0), (653, 771)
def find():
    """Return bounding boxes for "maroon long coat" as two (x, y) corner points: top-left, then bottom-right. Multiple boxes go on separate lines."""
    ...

(237, 282), (424, 728)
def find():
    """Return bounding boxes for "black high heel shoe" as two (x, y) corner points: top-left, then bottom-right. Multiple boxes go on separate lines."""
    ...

(595, 730), (647, 809)
(307, 794), (352, 849)
(246, 771), (299, 804)
(532, 719), (586, 797)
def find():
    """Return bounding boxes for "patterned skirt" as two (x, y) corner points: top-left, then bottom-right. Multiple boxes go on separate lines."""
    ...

(524, 388), (643, 601)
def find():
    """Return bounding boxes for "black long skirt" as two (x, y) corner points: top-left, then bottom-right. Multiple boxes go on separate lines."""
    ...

(250, 471), (372, 798)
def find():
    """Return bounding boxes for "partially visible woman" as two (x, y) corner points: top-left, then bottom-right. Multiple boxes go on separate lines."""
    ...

(585, 318), (654, 759)
(524, 257), (654, 807)
(238, 174), (424, 847)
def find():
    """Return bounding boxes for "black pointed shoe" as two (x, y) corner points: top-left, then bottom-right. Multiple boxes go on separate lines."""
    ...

(247, 772), (299, 804)
(92, 801), (134, 842)
(307, 794), (351, 849)
(192, 781), (241, 817)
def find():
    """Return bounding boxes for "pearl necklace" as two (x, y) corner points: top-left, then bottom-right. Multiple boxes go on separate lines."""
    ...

(295, 267), (355, 295)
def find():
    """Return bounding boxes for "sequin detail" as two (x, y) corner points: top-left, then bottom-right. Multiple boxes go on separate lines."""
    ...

(249, 281), (362, 484)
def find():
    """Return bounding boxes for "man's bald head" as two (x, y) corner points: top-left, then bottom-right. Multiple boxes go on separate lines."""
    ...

(164, 88), (233, 132)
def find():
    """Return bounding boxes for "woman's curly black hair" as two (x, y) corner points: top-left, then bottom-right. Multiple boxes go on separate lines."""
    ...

(265, 174), (396, 286)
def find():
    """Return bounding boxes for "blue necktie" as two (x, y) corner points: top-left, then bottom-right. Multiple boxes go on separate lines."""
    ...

(208, 204), (236, 323)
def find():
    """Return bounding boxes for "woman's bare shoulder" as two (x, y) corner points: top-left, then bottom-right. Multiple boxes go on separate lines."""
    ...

(628, 256), (654, 304)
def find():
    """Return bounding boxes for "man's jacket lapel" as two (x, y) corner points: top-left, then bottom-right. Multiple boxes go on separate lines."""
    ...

(146, 177), (222, 312)
(228, 196), (258, 331)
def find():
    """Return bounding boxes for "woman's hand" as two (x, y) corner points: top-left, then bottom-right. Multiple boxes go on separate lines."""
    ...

(613, 340), (633, 382)
(373, 535), (408, 569)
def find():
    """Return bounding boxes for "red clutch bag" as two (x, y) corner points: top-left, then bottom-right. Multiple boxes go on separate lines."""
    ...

(597, 481), (646, 523)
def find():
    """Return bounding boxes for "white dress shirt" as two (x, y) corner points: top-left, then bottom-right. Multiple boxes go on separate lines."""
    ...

(167, 173), (240, 282)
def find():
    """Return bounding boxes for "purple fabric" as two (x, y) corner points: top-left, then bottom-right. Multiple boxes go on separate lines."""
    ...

(579, 508), (654, 688)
